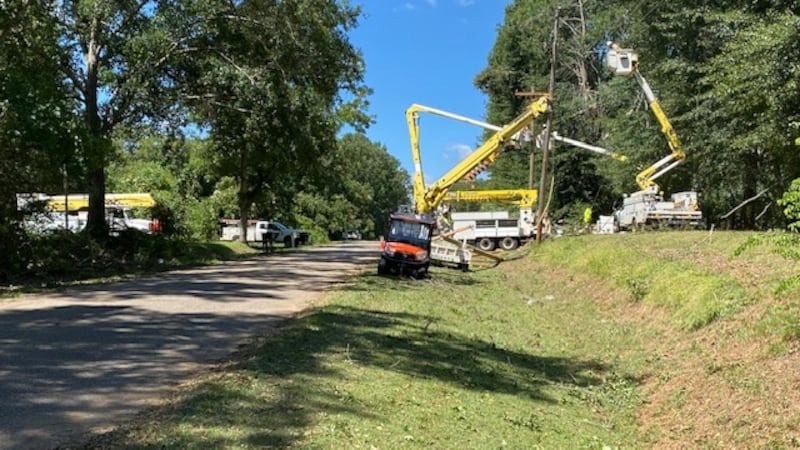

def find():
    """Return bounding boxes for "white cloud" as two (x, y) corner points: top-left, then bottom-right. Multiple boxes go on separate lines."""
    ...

(448, 143), (473, 160)
(456, 0), (476, 6)
(425, 0), (438, 6)
(393, 2), (416, 12)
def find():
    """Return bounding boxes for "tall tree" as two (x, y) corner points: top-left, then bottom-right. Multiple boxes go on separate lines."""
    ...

(292, 133), (409, 238)
(53, 0), (190, 237)
(602, 0), (800, 228)
(475, 0), (623, 220)
(176, 0), (369, 241)
(0, 1), (76, 279)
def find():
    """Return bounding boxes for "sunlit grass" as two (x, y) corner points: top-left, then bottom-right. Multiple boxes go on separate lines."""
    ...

(94, 260), (647, 449)
(86, 230), (800, 448)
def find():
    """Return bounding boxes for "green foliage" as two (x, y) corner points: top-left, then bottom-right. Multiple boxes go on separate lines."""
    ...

(293, 133), (409, 238)
(535, 233), (751, 330)
(293, 215), (330, 245)
(0, 1), (79, 279)
(175, 0), (368, 226)
(778, 179), (800, 231)
(476, 0), (627, 220)
(479, 1), (800, 229)
(734, 232), (800, 296)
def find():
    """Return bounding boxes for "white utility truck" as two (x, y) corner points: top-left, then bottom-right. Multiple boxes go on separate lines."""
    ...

(219, 219), (309, 247)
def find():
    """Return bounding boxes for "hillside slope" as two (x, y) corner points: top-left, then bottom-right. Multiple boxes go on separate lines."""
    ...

(532, 231), (800, 447)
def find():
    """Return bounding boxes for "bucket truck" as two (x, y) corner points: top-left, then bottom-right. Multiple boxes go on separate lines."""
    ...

(377, 96), (551, 275)
(17, 193), (161, 233)
(602, 43), (703, 230)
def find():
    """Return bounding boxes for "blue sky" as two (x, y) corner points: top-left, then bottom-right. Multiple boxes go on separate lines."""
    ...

(348, 0), (512, 184)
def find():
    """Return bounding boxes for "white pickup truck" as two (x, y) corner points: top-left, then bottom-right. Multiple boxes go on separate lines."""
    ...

(220, 220), (309, 247)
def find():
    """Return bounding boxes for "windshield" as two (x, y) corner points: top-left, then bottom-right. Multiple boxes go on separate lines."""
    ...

(388, 219), (431, 246)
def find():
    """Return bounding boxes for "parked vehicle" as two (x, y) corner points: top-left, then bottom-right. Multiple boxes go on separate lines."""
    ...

(341, 229), (362, 240)
(219, 219), (309, 247)
(17, 193), (160, 234)
(450, 209), (534, 251)
(378, 214), (433, 278)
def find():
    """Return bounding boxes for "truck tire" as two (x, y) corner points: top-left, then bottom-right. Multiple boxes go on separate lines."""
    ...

(284, 236), (293, 247)
(476, 237), (495, 251)
(499, 236), (519, 251)
(377, 257), (391, 275)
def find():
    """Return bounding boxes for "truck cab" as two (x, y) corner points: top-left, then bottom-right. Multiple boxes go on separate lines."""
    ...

(378, 214), (433, 278)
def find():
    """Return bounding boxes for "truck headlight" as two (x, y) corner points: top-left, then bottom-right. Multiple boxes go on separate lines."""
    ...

(414, 251), (428, 261)
(384, 246), (396, 257)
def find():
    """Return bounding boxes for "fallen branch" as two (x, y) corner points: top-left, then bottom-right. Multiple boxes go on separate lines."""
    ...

(720, 188), (769, 220)
(755, 202), (771, 222)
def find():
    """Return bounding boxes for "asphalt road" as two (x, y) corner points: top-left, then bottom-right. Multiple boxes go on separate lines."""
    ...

(0, 241), (376, 449)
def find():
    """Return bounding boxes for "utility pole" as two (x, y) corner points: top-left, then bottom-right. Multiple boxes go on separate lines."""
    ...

(515, 88), (545, 189)
(536, 8), (559, 244)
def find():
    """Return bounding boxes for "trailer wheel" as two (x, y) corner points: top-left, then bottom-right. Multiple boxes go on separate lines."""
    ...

(476, 238), (495, 251)
(499, 236), (519, 251)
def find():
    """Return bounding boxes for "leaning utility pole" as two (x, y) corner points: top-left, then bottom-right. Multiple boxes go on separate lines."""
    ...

(536, 8), (559, 244)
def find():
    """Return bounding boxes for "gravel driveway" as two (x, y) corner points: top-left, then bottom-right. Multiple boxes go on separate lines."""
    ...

(0, 241), (376, 449)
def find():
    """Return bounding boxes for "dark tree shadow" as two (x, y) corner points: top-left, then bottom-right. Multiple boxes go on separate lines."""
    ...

(98, 304), (612, 448)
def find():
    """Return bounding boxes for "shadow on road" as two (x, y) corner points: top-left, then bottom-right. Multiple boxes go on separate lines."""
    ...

(0, 242), (378, 449)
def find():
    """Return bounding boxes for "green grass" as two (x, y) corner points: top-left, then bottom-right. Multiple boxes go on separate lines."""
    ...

(92, 263), (647, 449)
(534, 232), (752, 330)
(84, 231), (800, 448)
(1, 237), (260, 297)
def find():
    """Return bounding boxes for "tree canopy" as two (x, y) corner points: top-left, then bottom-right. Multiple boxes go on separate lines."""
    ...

(1, 0), (413, 282)
(477, 0), (800, 228)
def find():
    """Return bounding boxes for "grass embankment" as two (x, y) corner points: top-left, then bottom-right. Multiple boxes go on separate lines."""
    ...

(1, 233), (260, 296)
(89, 231), (800, 448)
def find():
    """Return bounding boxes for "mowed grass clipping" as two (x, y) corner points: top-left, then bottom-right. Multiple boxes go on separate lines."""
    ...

(97, 260), (647, 449)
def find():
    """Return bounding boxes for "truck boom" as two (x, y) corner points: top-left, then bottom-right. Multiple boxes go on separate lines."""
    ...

(406, 96), (550, 214)
(604, 42), (685, 190)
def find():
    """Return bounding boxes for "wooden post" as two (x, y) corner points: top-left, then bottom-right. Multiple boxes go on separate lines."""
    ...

(536, 8), (559, 244)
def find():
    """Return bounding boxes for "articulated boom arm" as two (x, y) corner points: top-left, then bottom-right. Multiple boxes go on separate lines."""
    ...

(444, 189), (538, 208)
(632, 71), (686, 190)
(549, 132), (628, 162)
(407, 96), (550, 214)
(606, 43), (686, 191)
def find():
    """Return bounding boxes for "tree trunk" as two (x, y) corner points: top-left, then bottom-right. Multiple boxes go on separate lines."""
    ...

(740, 152), (759, 229)
(576, 0), (589, 103)
(83, 16), (108, 239)
(238, 145), (249, 243)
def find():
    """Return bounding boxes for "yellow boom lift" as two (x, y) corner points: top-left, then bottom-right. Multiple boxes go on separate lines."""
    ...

(602, 42), (702, 230)
(406, 96), (550, 215)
